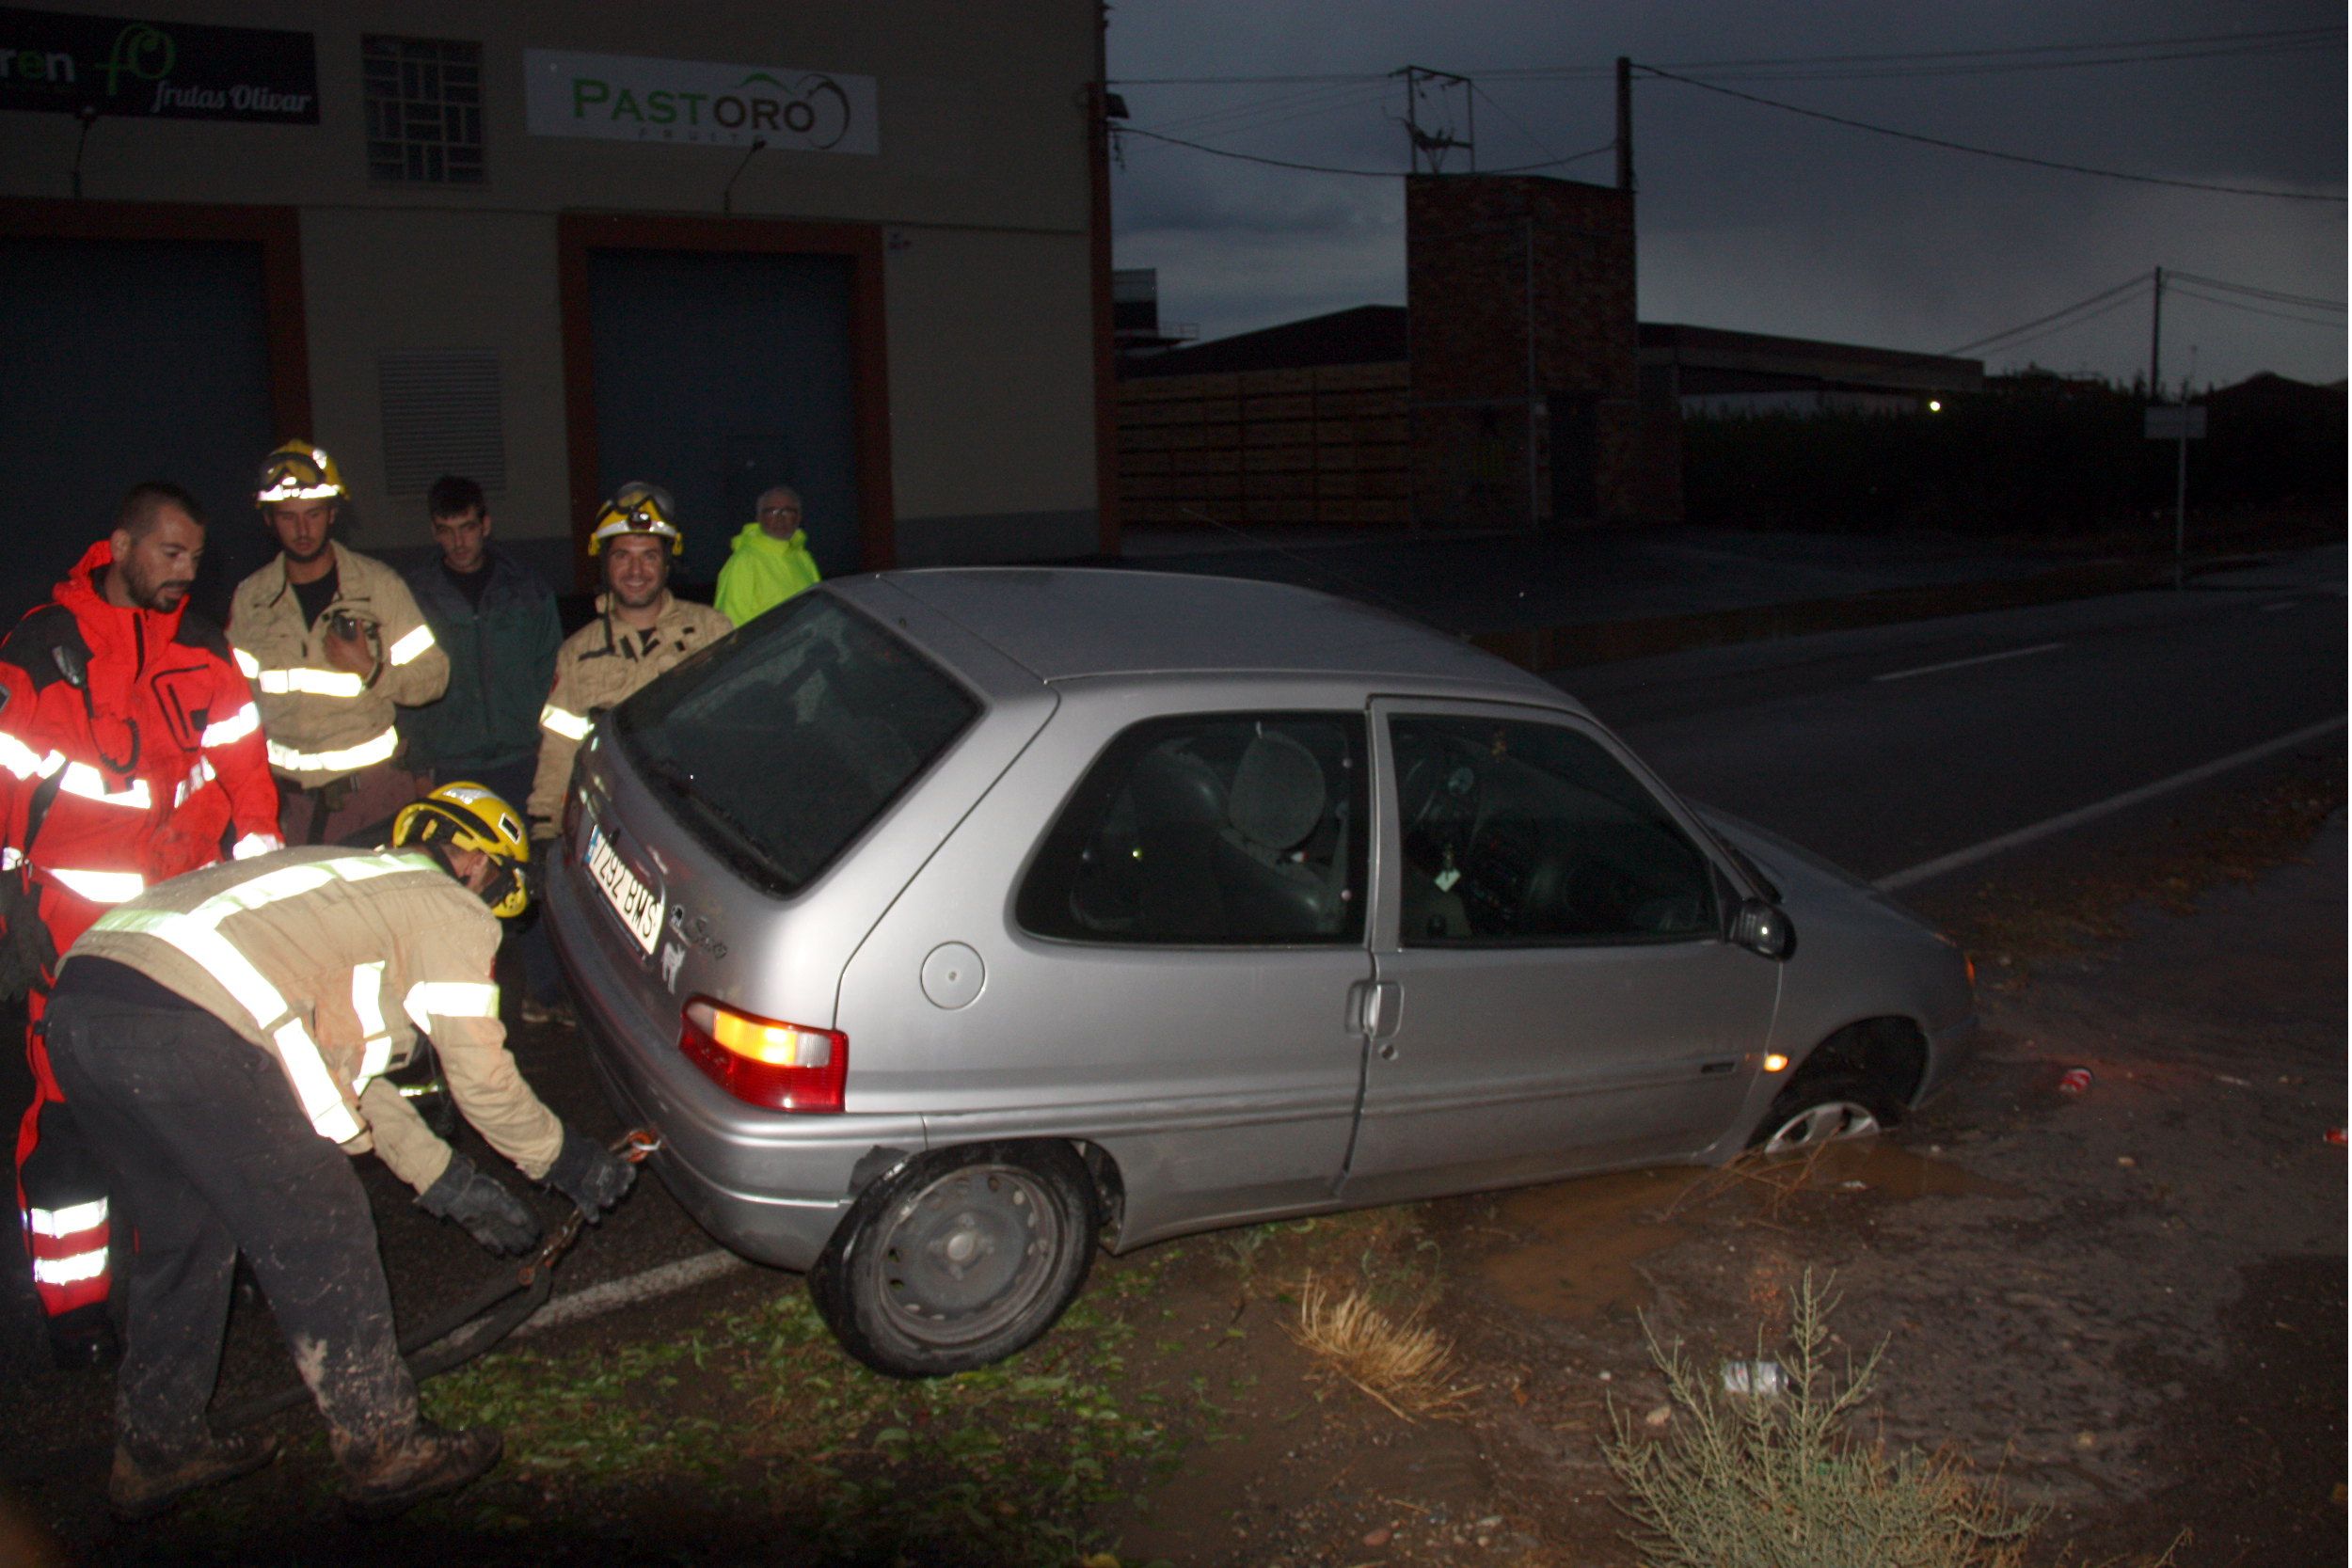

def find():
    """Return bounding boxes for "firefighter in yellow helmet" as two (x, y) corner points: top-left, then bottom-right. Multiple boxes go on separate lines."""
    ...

(230, 441), (451, 846)
(525, 483), (731, 840)
(43, 782), (635, 1520)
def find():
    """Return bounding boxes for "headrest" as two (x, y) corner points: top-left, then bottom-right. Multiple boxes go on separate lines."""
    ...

(1227, 730), (1325, 850)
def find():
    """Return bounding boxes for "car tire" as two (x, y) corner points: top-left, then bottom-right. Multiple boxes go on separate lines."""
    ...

(808, 1141), (1098, 1378)
(1750, 1067), (1898, 1155)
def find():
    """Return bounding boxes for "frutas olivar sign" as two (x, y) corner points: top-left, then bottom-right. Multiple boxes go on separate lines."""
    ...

(0, 5), (316, 122)
(524, 49), (877, 153)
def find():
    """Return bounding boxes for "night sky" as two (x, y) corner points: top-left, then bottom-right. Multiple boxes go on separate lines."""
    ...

(1107, 2), (2346, 389)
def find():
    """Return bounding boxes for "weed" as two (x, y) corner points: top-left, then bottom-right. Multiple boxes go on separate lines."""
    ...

(1602, 1272), (2040, 1568)
(1288, 1273), (1472, 1421)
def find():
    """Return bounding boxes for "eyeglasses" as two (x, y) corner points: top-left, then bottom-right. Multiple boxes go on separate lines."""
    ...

(758, 504), (801, 518)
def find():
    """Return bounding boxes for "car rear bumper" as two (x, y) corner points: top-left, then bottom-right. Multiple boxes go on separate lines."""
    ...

(552, 866), (926, 1274)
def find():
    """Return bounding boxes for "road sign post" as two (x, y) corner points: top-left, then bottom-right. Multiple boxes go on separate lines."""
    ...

(2145, 404), (2207, 588)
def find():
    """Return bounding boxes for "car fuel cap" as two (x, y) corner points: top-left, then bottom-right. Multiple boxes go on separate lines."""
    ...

(920, 942), (984, 1010)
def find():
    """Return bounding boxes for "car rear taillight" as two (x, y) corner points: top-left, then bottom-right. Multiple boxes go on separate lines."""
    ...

(679, 997), (847, 1113)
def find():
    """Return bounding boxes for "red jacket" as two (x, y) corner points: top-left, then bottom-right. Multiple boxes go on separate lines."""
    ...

(0, 542), (281, 952)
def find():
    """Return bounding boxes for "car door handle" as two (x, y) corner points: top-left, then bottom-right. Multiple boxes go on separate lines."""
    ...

(1699, 1058), (1737, 1076)
(1348, 980), (1402, 1042)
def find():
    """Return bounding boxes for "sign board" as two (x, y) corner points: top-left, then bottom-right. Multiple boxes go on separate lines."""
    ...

(2143, 405), (2207, 440)
(0, 6), (316, 122)
(524, 49), (877, 153)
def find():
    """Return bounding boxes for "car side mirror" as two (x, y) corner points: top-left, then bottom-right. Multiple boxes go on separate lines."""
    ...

(1731, 898), (1795, 960)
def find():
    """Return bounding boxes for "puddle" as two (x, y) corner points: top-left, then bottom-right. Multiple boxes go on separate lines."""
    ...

(1476, 1168), (1700, 1322)
(1472, 1145), (2019, 1322)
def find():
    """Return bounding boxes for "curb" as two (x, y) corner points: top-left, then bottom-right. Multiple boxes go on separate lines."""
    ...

(1475, 558), (2173, 673)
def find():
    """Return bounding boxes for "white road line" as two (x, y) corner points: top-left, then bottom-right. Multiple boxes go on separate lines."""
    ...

(1871, 641), (2066, 684)
(1876, 716), (2347, 892)
(516, 1248), (748, 1337)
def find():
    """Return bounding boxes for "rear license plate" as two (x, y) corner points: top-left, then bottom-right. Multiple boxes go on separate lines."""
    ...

(586, 822), (664, 956)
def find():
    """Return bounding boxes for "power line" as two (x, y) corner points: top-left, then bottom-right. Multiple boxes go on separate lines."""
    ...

(1112, 125), (1402, 178)
(1974, 288), (2155, 359)
(2165, 270), (2344, 312)
(1942, 273), (2151, 356)
(1637, 64), (2346, 202)
(2167, 285), (2351, 331)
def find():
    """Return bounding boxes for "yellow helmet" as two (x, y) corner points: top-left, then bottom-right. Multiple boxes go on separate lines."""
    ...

(587, 482), (684, 555)
(392, 781), (532, 918)
(256, 441), (347, 506)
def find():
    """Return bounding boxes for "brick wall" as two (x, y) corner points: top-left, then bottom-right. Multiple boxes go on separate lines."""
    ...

(1117, 361), (1411, 528)
(1405, 174), (1645, 529)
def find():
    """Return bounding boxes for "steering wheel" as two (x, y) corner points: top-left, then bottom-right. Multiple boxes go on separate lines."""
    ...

(1398, 735), (1483, 841)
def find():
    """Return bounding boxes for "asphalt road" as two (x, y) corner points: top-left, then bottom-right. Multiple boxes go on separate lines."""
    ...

(1, 545), (2342, 1405)
(1561, 546), (2346, 881)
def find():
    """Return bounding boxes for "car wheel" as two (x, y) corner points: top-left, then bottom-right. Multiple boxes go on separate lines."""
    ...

(809, 1142), (1098, 1378)
(1752, 1068), (1897, 1155)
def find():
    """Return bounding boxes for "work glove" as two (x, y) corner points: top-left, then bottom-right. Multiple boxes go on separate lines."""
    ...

(545, 1125), (635, 1223)
(416, 1155), (544, 1257)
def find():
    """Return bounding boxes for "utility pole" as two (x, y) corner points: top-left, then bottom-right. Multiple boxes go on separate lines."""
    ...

(1397, 66), (1473, 173)
(1525, 213), (1540, 531)
(2148, 266), (2163, 401)
(1615, 57), (1633, 193)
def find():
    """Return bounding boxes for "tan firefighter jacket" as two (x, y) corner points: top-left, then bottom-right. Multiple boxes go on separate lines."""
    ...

(528, 591), (731, 836)
(230, 542), (450, 789)
(66, 845), (563, 1192)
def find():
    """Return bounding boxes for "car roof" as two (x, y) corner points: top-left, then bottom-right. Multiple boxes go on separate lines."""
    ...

(864, 567), (1569, 702)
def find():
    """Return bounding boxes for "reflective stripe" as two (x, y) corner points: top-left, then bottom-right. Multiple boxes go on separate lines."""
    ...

(57, 761), (151, 811)
(539, 705), (591, 742)
(90, 852), (437, 1143)
(233, 647), (261, 678)
(387, 625), (436, 668)
(172, 756), (217, 808)
(0, 729), (53, 780)
(0, 847), (19, 870)
(45, 868), (144, 904)
(32, 1248), (108, 1286)
(230, 832), (282, 860)
(352, 960), (391, 1089)
(202, 703), (262, 748)
(256, 667), (366, 699)
(27, 1198), (107, 1239)
(274, 1020), (362, 1145)
(267, 725), (399, 775)
(404, 980), (499, 1032)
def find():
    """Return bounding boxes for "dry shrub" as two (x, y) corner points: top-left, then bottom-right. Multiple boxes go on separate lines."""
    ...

(1288, 1273), (1472, 1421)
(1602, 1272), (2041, 1568)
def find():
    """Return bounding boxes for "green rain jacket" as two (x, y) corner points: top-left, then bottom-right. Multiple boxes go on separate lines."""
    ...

(713, 523), (823, 627)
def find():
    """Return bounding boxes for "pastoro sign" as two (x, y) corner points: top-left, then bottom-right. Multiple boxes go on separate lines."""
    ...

(524, 49), (876, 153)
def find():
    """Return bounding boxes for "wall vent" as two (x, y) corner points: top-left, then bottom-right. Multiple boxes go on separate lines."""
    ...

(378, 350), (504, 496)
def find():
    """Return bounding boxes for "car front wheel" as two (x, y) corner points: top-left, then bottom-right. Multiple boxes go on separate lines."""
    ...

(1751, 1068), (1898, 1154)
(809, 1141), (1098, 1377)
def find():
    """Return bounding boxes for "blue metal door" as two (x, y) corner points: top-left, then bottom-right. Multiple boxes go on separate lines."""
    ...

(585, 249), (859, 590)
(0, 239), (278, 626)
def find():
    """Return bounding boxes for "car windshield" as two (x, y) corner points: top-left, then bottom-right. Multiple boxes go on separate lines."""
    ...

(610, 593), (979, 895)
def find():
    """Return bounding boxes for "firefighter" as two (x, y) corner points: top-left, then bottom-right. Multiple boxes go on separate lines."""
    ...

(44, 782), (636, 1520)
(2, 483), (281, 1369)
(526, 483), (732, 840)
(230, 441), (450, 845)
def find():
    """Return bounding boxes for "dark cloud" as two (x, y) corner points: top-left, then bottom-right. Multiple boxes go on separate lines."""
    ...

(1110, 0), (2346, 386)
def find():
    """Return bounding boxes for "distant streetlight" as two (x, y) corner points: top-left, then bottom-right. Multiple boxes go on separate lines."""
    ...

(1928, 399), (1943, 413)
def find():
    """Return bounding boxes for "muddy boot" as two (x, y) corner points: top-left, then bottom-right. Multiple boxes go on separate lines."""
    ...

(340, 1420), (502, 1521)
(109, 1431), (280, 1521)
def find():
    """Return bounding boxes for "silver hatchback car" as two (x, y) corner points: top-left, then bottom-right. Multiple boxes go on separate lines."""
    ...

(548, 569), (1975, 1376)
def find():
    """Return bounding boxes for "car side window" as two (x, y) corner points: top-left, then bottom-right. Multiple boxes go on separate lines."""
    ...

(1391, 714), (1719, 947)
(1018, 712), (1367, 945)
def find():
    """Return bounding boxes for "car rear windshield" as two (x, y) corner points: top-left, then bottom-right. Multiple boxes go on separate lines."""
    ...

(610, 594), (979, 896)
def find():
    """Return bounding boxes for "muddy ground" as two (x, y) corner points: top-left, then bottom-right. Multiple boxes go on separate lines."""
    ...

(1, 754), (2341, 1567)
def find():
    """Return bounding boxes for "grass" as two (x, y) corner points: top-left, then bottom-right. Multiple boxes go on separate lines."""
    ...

(1602, 1272), (2041, 1568)
(1287, 1272), (1473, 1422)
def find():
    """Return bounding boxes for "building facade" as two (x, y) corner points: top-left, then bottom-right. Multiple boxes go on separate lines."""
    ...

(0, 1), (1110, 622)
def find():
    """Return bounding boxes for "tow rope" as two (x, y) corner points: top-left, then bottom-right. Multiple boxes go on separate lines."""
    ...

(217, 1128), (663, 1430)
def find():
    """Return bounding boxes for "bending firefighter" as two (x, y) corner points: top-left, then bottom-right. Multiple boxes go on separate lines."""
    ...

(527, 483), (731, 839)
(46, 783), (637, 1520)
(231, 441), (449, 845)
(2, 483), (281, 1369)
